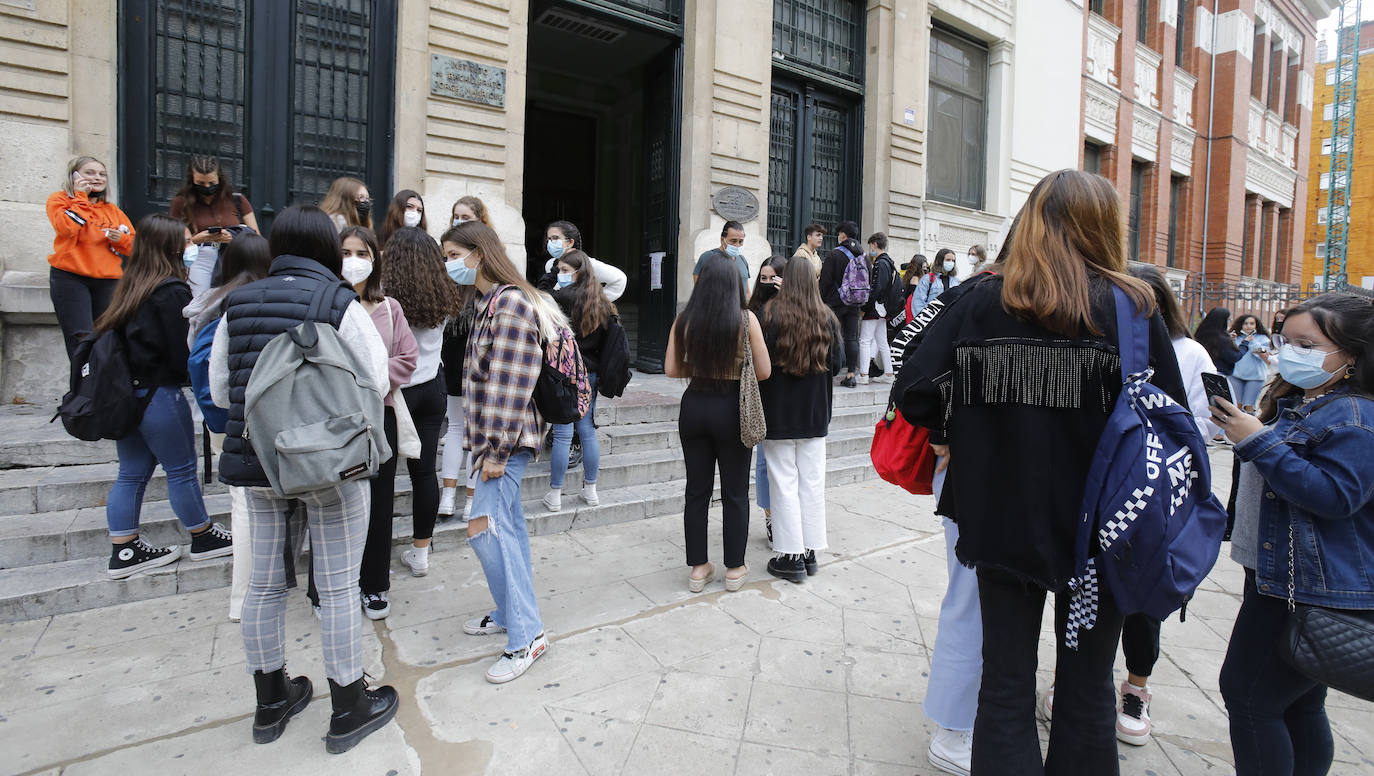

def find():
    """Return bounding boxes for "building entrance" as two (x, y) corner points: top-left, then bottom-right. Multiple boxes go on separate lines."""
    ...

(523, 0), (682, 372)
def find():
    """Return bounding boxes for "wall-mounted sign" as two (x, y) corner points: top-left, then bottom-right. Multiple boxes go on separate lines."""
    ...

(430, 53), (506, 109)
(711, 186), (760, 223)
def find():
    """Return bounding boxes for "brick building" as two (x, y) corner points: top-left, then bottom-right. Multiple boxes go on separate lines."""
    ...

(1302, 20), (1374, 290)
(1081, 0), (1336, 287)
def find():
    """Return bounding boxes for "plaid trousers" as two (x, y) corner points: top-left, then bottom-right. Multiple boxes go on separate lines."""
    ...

(240, 480), (369, 684)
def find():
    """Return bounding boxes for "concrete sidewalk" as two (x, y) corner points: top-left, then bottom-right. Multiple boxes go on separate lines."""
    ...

(5, 462), (1373, 775)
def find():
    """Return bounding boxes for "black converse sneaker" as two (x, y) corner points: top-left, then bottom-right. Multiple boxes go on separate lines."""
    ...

(188, 522), (233, 560)
(108, 538), (182, 579)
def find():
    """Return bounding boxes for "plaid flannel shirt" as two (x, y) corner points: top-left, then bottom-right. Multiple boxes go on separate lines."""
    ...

(465, 285), (544, 470)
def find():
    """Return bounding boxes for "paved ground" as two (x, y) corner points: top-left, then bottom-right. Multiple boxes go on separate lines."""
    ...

(4, 451), (1373, 776)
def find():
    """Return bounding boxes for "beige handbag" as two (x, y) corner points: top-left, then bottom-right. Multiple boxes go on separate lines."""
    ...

(739, 322), (767, 448)
(384, 299), (422, 460)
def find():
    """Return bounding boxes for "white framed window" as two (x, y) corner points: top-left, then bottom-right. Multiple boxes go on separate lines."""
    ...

(1316, 243), (1327, 259)
(1322, 137), (1332, 155)
(1327, 68), (1335, 85)
(1325, 103), (1333, 121)
(1321, 172), (1330, 189)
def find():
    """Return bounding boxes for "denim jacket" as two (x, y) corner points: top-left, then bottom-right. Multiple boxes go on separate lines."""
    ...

(1235, 387), (1374, 609)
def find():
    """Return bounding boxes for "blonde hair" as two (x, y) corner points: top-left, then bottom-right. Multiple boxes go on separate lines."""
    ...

(63, 156), (108, 203)
(320, 176), (371, 229)
(453, 195), (492, 226)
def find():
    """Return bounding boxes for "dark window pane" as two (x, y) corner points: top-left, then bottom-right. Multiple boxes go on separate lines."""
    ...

(152, 0), (248, 207)
(768, 90), (799, 253)
(772, 0), (864, 86)
(291, 0), (372, 206)
(1090, 0), (1104, 14)
(1176, 0), (1188, 69)
(1167, 176), (1182, 268)
(1084, 142), (1102, 175)
(927, 27), (987, 210)
(1138, 0), (1151, 44)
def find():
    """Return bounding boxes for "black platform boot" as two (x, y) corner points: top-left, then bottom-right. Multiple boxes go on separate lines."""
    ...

(252, 668), (312, 744)
(325, 677), (399, 754)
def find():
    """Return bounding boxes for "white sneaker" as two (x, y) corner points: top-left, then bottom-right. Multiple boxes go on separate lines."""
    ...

(400, 548), (429, 577)
(485, 633), (549, 684)
(463, 496), (473, 520)
(463, 614), (507, 636)
(438, 487), (457, 516)
(542, 489), (562, 512)
(857, 374), (870, 385)
(927, 727), (972, 776)
(582, 482), (599, 507)
(1115, 681), (1153, 745)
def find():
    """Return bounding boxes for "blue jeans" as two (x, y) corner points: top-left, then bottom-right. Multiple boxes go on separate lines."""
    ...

(754, 444), (769, 511)
(107, 386), (211, 537)
(1220, 569), (1334, 776)
(1229, 375), (1265, 408)
(923, 469), (983, 731)
(550, 373), (599, 489)
(468, 449), (543, 652)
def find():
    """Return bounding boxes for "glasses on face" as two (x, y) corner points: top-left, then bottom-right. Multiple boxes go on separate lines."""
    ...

(1287, 342), (1335, 355)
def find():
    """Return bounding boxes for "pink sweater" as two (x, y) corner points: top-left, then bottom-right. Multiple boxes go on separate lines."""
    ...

(370, 297), (418, 406)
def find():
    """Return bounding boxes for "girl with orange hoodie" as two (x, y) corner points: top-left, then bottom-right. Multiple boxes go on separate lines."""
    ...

(47, 156), (135, 356)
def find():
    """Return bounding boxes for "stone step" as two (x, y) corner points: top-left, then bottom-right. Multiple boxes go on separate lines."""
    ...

(0, 428), (876, 570)
(0, 382), (890, 470)
(0, 404), (882, 515)
(0, 452), (881, 623)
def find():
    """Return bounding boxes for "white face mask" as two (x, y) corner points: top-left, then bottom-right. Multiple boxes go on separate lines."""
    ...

(403, 210), (422, 228)
(943, 260), (956, 273)
(341, 256), (373, 286)
(452, 216), (471, 228)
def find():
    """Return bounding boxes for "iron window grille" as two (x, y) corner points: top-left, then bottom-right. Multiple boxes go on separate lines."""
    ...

(772, 0), (865, 88)
(767, 81), (862, 254)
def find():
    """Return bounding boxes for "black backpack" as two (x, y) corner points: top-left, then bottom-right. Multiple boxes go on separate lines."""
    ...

(54, 328), (153, 441)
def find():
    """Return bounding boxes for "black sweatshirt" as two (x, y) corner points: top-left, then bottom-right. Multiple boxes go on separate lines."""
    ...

(124, 280), (192, 387)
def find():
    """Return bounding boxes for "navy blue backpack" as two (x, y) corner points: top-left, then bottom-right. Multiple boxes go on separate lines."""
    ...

(1066, 287), (1228, 648)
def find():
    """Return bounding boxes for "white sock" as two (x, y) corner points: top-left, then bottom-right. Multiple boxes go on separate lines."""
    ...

(412, 545), (430, 563)
(583, 482), (597, 498)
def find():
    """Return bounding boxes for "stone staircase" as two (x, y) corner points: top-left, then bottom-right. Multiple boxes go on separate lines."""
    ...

(0, 375), (888, 623)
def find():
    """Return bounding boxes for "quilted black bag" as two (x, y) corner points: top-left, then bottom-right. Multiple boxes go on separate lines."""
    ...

(1278, 522), (1374, 702)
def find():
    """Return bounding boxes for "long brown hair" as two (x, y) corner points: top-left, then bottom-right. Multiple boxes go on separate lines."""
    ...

(1131, 266), (1190, 339)
(171, 154), (237, 216)
(340, 225), (384, 303)
(763, 256), (836, 375)
(441, 221), (567, 342)
(558, 250), (615, 337)
(320, 176), (371, 229)
(378, 189), (426, 247)
(671, 254), (747, 378)
(1258, 292), (1374, 422)
(1001, 169), (1154, 336)
(94, 214), (186, 332)
(381, 227), (461, 329)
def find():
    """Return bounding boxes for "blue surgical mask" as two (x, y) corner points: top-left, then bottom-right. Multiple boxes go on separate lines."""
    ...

(556, 273), (574, 289)
(724, 244), (742, 258)
(1276, 344), (1346, 389)
(452, 217), (469, 228)
(942, 260), (956, 273)
(446, 255), (477, 286)
(182, 244), (198, 267)
(547, 239), (567, 259)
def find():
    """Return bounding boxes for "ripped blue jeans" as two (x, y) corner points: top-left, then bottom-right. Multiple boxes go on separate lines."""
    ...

(467, 449), (543, 652)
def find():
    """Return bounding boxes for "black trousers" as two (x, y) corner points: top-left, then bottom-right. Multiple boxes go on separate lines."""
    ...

(49, 267), (118, 357)
(679, 386), (751, 569)
(832, 305), (861, 373)
(1220, 569), (1333, 776)
(401, 374), (447, 542)
(972, 567), (1125, 776)
(1121, 613), (1161, 678)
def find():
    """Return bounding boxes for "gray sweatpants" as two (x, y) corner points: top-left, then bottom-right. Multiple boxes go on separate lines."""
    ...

(240, 481), (369, 684)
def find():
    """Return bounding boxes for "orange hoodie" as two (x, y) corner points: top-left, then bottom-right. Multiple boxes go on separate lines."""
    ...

(46, 191), (135, 279)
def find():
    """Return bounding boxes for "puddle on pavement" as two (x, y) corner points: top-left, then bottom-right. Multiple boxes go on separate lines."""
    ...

(374, 620), (493, 775)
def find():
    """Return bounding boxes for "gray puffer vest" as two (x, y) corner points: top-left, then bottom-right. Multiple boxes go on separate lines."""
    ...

(219, 256), (356, 487)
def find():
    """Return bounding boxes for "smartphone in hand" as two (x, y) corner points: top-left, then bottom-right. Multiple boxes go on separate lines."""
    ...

(1201, 372), (1235, 406)
(207, 226), (223, 234)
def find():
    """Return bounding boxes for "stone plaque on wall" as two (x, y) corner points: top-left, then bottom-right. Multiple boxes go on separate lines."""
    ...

(711, 187), (760, 222)
(430, 54), (506, 108)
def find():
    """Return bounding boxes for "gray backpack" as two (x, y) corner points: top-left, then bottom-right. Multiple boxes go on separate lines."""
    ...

(244, 282), (391, 497)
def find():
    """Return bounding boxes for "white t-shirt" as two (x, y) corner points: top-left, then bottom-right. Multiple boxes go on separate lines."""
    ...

(1172, 335), (1221, 438)
(405, 325), (443, 388)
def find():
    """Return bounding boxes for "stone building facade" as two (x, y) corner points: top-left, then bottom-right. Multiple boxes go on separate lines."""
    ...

(1080, 0), (1337, 288)
(0, 0), (1085, 402)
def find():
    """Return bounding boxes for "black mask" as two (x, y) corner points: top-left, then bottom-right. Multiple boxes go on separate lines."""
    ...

(355, 200), (373, 218)
(194, 182), (221, 197)
(757, 283), (779, 302)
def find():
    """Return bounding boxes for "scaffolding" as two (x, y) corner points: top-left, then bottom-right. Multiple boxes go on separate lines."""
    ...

(1323, 1), (1361, 290)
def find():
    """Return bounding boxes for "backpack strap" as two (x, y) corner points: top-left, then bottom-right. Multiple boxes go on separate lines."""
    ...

(1112, 286), (1149, 383)
(232, 193), (243, 224)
